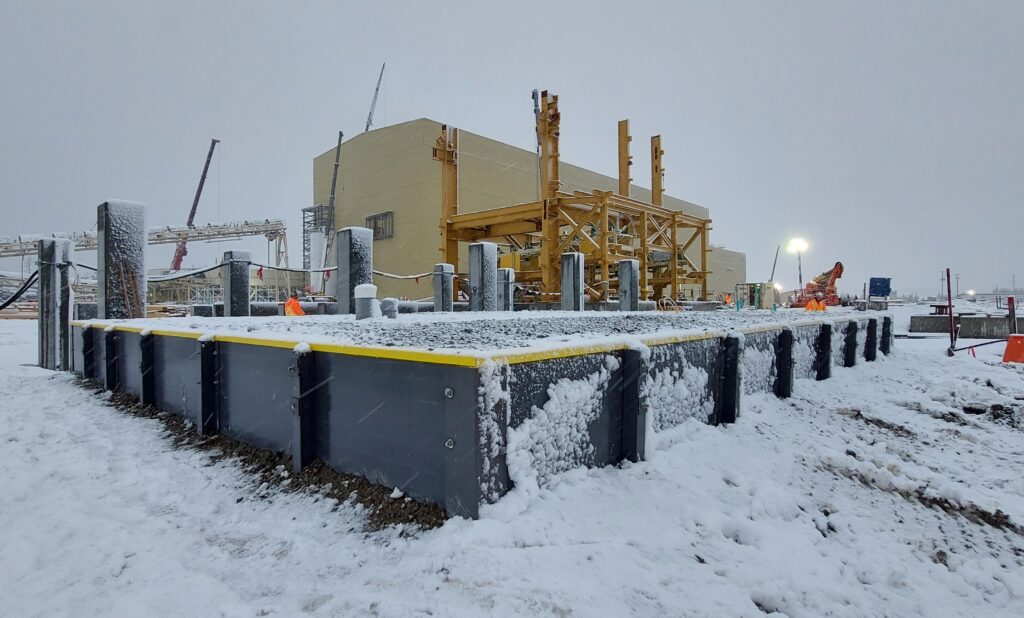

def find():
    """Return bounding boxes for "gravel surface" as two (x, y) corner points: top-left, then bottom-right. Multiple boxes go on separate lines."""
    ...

(87, 308), (881, 352)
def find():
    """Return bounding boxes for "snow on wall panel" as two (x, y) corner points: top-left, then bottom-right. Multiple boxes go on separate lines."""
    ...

(832, 322), (847, 368)
(792, 325), (818, 380)
(643, 337), (719, 430)
(478, 360), (510, 504)
(742, 330), (777, 395)
(501, 353), (624, 493)
(507, 355), (620, 491)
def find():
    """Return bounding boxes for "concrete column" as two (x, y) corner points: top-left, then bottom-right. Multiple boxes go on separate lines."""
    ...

(433, 263), (454, 312)
(222, 250), (251, 317)
(618, 259), (639, 311)
(97, 200), (147, 319)
(469, 242), (497, 311)
(335, 227), (374, 314)
(37, 238), (74, 370)
(561, 252), (584, 311)
(497, 268), (515, 311)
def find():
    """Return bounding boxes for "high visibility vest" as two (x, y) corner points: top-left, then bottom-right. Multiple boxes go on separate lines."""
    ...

(285, 298), (305, 316)
(805, 300), (817, 311)
(817, 300), (827, 311)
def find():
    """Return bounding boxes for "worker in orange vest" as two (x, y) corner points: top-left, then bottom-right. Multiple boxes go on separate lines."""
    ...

(284, 291), (306, 316)
(804, 297), (817, 311)
(815, 292), (827, 311)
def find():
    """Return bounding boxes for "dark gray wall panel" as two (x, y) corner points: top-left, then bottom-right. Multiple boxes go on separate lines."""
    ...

(218, 343), (294, 454)
(152, 336), (201, 423)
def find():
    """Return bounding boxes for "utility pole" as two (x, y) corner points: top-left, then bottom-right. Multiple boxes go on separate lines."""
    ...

(955, 272), (960, 296)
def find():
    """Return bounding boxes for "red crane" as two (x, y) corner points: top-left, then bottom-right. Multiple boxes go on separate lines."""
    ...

(170, 138), (220, 270)
(790, 262), (844, 307)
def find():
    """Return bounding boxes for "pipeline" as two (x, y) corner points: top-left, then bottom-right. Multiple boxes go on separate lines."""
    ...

(0, 270), (39, 311)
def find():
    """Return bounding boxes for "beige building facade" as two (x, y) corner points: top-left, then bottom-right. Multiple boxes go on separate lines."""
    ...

(312, 118), (745, 300)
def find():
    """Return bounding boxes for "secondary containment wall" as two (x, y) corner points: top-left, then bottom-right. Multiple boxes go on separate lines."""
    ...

(69, 313), (891, 519)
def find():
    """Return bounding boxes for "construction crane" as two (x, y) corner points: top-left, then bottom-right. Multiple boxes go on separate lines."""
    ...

(364, 63), (385, 132)
(170, 138), (220, 270)
(790, 261), (845, 307)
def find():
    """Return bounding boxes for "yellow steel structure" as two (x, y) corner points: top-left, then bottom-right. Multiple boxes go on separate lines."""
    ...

(618, 119), (632, 197)
(435, 90), (711, 302)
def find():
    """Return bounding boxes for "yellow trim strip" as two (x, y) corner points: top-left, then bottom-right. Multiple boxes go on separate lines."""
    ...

(148, 329), (203, 340)
(309, 342), (482, 367)
(66, 320), (781, 368)
(215, 334), (299, 350)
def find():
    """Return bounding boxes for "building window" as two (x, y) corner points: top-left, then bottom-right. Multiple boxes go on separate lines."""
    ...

(365, 211), (394, 240)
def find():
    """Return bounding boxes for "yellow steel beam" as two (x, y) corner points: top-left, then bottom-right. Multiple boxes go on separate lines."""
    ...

(448, 201), (544, 230)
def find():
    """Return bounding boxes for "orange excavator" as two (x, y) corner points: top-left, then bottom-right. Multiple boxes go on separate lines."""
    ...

(789, 262), (844, 307)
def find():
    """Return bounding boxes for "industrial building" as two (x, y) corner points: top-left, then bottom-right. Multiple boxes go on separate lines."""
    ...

(310, 113), (746, 302)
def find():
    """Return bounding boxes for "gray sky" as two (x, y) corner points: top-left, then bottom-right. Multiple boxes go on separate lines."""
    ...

(2, 0), (1021, 295)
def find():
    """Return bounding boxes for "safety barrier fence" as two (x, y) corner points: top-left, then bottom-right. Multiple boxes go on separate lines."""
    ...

(68, 313), (892, 518)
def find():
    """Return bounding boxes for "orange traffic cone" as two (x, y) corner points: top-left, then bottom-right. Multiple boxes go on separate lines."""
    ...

(1003, 335), (1024, 364)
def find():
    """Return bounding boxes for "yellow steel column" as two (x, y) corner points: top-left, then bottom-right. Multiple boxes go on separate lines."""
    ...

(700, 221), (709, 300)
(670, 214), (679, 300)
(650, 135), (664, 207)
(618, 120), (631, 197)
(433, 125), (459, 289)
(538, 91), (561, 296)
(639, 212), (649, 299)
(599, 194), (610, 300)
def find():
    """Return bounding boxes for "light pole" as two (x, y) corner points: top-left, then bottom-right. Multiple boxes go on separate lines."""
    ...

(787, 238), (809, 291)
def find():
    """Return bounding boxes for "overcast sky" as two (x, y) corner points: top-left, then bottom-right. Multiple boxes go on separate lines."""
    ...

(2, 1), (1021, 295)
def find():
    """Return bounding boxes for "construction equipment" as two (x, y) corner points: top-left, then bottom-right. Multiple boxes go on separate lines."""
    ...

(364, 63), (385, 132)
(171, 138), (220, 270)
(789, 262), (844, 307)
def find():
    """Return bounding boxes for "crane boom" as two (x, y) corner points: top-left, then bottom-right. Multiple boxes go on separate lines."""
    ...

(171, 138), (220, 270)
(364, 63), (386, 132)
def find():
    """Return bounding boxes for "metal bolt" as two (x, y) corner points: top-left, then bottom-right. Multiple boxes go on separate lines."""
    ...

(445, 438), (455, 449)
(444, 387), (454, 399)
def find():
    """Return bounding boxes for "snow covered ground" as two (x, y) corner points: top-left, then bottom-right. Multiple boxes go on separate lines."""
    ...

(3, 307), (1024, 616)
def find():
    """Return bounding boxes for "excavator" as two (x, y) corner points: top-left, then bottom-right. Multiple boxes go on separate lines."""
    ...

(789, 261), (844, 307)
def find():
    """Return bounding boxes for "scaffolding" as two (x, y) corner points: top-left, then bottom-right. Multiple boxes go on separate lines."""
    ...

(434, 91), (711, 303)
(301, 204), (334, 269)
